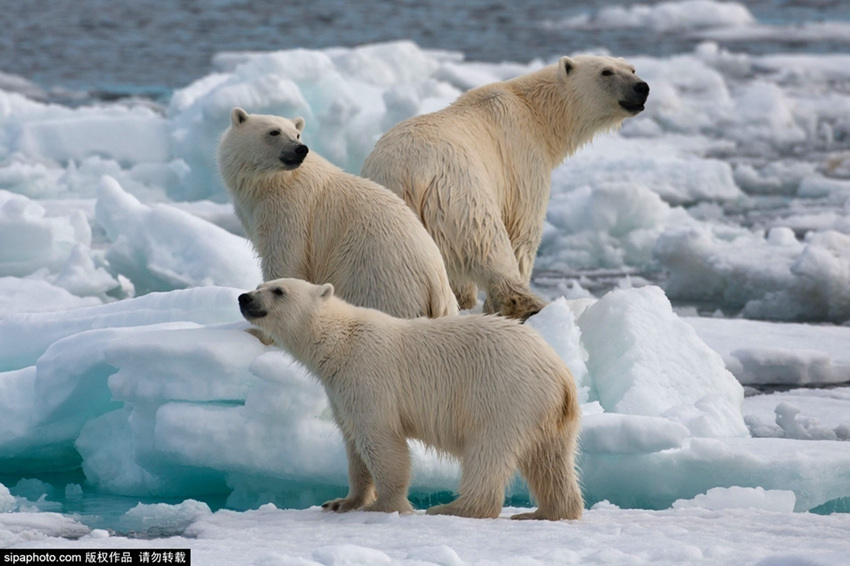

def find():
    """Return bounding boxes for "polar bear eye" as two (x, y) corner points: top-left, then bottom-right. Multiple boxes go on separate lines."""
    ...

(601, 69), (613, 77)
(269, 129), (281, 137)
(272, 287), (285, 297)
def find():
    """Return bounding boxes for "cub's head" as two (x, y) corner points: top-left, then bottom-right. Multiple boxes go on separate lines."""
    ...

(239, 278), (334, 343)
(558, 55), (649, 124)
(219, 108), (309, 174)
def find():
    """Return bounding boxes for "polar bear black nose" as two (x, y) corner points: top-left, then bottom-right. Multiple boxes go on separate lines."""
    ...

(633, 82), (649, 96)
(238, 293), (252, 308)
(295, 144), (309, 157)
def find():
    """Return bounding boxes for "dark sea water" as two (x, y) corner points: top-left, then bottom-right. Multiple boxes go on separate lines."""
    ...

(1, 0), (848, 100)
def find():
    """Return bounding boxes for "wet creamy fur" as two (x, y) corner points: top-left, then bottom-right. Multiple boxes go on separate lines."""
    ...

(218, 108), (457, 319)
(240, 278), (583, 520)
(362, 55), (648, 319)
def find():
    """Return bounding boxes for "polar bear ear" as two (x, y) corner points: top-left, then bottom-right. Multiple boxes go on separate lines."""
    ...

(293, 117), (306, 132)
(560, 56), (575, 76)
(231, 107), (249, 127)
(317, 283), (334, 301)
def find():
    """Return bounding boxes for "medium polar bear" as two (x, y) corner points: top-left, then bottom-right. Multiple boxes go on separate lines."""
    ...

(239, 277), (583, 521)
(362, 55), (649, 320)
(218, 108), (457, 319)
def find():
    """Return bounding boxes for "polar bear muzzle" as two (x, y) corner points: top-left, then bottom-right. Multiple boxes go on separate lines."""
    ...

(619, 81), (649, 114)
(279, 144), (309, 170)
(238, 292), (268, 319)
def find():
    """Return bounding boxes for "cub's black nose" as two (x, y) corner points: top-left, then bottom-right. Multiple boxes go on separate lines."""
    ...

(634, 82), (649, 96)
(295, 144), (309, 157)
(239, 292), (267, 318)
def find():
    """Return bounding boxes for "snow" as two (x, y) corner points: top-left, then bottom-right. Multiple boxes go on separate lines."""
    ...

(17, 110), (170, 166)
(119, 500), (212, 535)
(687, 316), (850, 387)
(578, 286), (747, 437)
(95, 176), (261, 294)
(0, 190), (91, 278)
(656, 225), (850, 322)
(672, 486), (795, 513)
(544, 0), (850, 49)
(3, 503), (849, 565)
(696, 21), (850, 45)
(743, 388), (850, 441)
(1, 0), (850, 562)
(546, 0), (756, 33)
(0, 277), (102, 316)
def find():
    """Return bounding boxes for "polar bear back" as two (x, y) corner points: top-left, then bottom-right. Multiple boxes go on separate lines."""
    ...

(391, 314), (576, 455)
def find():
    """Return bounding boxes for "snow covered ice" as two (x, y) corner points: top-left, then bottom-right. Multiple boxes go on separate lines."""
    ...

(2, 0), (850, 563)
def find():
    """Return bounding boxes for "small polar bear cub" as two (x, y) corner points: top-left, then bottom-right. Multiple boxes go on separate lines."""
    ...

(239, 278), (583, 520)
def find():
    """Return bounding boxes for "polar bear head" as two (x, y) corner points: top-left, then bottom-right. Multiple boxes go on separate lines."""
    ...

(558, 55), (649, 125)
(239, 278), (334, 346)
(220, 108), (309, 174)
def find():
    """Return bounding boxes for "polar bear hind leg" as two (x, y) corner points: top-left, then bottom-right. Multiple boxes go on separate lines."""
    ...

(512, 430), (583, 521)
(446, 214), (544, 320)
(451, 279), (478, 311)
(426, 439), (518, 519)
(483, 284), (546, 321)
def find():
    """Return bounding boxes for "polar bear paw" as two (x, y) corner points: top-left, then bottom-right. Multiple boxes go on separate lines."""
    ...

(362, 497), (414, 515)
(322, 497), (365, 513)
(244, 327), (275, 345)
(425, 501), (500, 519)
(510, 509), (563, 521)
(484, 292), (546, 321)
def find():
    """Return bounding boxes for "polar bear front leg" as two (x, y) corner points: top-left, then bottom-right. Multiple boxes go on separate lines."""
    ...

(513, 236), (541, 285)
(322, 436), (377, 512)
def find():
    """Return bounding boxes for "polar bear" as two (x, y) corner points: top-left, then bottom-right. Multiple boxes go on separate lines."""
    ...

(218, 108), (457, 319)
(239, 278), (583, 521)
(362, 55), (649, 320)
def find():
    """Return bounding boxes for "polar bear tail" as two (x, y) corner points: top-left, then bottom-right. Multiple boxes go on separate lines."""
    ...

(557, 372), (581, 431)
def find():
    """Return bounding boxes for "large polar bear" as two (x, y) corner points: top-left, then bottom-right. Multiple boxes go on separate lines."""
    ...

(218, 108), (457, 319)
(239, 278), (583, 521)
(362, 55), (649, 320)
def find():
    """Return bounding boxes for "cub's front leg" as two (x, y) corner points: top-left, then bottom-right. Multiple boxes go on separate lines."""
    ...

(357, 429), (414, 514)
